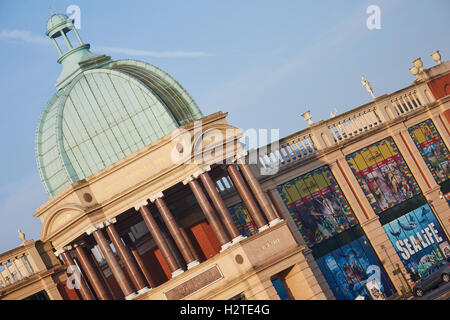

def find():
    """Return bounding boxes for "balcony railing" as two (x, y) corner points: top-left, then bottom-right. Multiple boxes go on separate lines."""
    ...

(247, 83), (434, 175)
(0, 249), (36, 289)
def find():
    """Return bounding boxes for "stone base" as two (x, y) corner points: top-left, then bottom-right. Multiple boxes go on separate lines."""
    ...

(137, 287), (152, 295)
(258, 225), (270, 233)
(269, 218), (283, 228)
(125, 292), (138, 300)
(171, 268), (184, 278)
(220, 242), (233, 252)
(231, 235), (247, 245)
(187, 260), (200, 270)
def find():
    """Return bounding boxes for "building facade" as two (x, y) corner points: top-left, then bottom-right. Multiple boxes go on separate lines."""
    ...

(1, 14), (449, 300)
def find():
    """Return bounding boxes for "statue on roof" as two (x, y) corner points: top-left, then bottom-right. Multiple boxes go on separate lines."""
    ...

(361, 76), (376, 99)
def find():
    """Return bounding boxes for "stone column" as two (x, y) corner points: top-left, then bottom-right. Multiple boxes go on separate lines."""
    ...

(237, 157), (283, 227)
(359, 217), (414, 295)
(17, 256), (30, 277)
(10, 259), (22, 280)
(105, 221), (151, 295)
(179, 227), (201, 262)
(135, 201), (184, 278)
(266, 187), (307, 246)
(198, 170), (246, 245)
(88, 223), (136, 300)
(153, 193), (200, 270)
(88, 249), (119, 300)
(0, 267), (7, 286)
(331, 156), (413, 294)
(1, 263), (15, 284)
(392, 130), (435, 191)
(59, 249), (95, 300)
(328, 159), (371, 224)
(185, 176), (231, 252)
(74, 245), (112, 300)
(122, 234), (155, 288)
(335, 157), (377, 220)
(394, 129), (450, 235)
(227, 164), (268, 231)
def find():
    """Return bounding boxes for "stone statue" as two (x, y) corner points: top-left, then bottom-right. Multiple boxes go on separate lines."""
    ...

(361, 76), (376, 99)
(18, 229), (26, 242)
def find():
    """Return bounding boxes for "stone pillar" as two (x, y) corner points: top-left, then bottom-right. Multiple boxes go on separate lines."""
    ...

(135, 201), (184, 278)
(74, 245), (112, 300)
(153, 194), (200, 270)
(335, 157), (377, 220)
(88, 249), (119, 300)
(227, 164), (268, 231)
(266, 187), (307, 247)
(328, 159), (371, 224)
(199, 170), (246, 245)
(393, 130), (450, 234)
(88, 223), (136, 300)
(330, 156), (412, 295)
(1, 263), (15, 284)
(179, 227), (201, 262)
(10, 259), (22, 280)
(59, 249), (95, 300)
(0, 268), (7, 286)
(392, 130), (435, 191)
(105, 222), (150, 295)
(359, 217), (414, 295)
(17, 256), (30, 277)
(237, 157), (283, 227)
(185, 176), (231, 252)
(122, 234), (156, 288)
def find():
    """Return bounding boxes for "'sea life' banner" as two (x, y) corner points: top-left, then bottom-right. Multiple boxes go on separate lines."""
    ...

(382, 204), (447, 281)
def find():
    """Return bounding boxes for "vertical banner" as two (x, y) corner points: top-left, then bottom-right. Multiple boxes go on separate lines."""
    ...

(346, 137), (421, 215)
(382, 204), (447, 281)
(277, 165), (358, 247)
(408, 119), (450, 184)
(228, 202), (258, 237)
(316, 235), (394, 300)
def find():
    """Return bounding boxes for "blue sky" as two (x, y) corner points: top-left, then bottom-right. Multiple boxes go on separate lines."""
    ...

(0, 0), (449, 253)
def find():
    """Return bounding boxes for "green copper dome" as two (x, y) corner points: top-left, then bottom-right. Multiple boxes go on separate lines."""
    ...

(36, 17), (203, 197)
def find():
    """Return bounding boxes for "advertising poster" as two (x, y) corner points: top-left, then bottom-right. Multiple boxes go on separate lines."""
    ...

(408, 119), (450, 184)
(228, 202), (258, 237)
(382, 204), (447, 281)
(346, 137), (421, 215)
(277, 165), (358, 247)
(365, 279), (386, 300)
(316, 235), (394, 300)
(438, 241), (450, 259)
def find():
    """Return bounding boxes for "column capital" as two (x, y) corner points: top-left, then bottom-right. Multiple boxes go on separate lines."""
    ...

(134, 200), (149, 211)
(235, 149), (248, 162)
(194, 165), (211, 178)
(104, 218), (117, 226)
(149, 191), (164, 203)
(54, 248), (65, 256)
(86, 222), (105, 235)
(184, 165), (212, 184)
(182, 175), (194, 185)
(54, 245), (73, 256)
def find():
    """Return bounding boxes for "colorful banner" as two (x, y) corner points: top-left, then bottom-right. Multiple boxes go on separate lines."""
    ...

(277, 165), (358, 247)
(316, 235), (394, 300)
(228, 202), (258, 237)
(382, 204), (447, 281)
(408, 119), (450, 184)
(346, 137), (421, 215)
